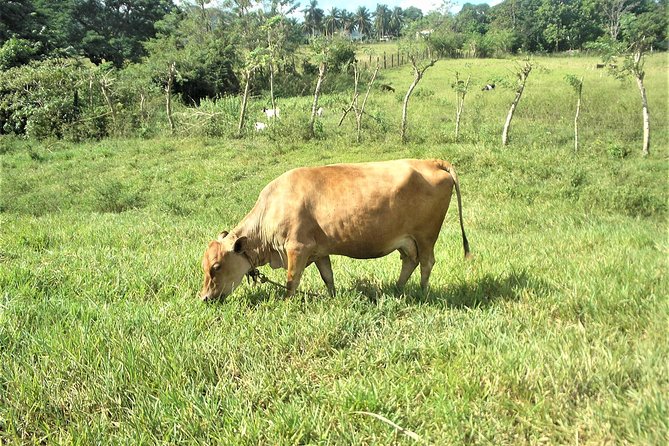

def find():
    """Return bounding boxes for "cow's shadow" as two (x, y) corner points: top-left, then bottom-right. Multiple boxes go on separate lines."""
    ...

(351, 269), (543, 309)
(237, 269), (545, 310)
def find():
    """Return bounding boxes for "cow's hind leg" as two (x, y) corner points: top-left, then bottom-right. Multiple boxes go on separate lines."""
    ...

(315, 256), (336, 297)
(419, 247), (436, 293)
(396, 240), (419, 291)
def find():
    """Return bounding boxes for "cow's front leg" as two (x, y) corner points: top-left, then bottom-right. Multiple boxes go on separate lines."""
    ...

(285, 248), (309, 297)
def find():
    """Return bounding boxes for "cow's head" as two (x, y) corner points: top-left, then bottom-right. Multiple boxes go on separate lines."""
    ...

(200, 231), (251, 302)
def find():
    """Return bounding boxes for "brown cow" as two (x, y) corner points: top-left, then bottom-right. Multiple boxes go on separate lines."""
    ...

(200, 159), (470, 301)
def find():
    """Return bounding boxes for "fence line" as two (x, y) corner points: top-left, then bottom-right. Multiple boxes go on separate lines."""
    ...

(360, 49), (432, 71)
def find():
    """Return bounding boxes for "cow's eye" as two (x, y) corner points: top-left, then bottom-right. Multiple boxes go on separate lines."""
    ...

(212, 263), (221, 271)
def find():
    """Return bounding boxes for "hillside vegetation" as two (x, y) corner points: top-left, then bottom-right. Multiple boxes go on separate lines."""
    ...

(0, 55), (667, 444)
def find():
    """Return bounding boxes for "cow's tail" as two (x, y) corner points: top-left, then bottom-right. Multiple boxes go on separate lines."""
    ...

(438, 161), (471, 259)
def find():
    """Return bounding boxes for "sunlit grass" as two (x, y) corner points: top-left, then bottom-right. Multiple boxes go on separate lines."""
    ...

(1, 54), (667, 444)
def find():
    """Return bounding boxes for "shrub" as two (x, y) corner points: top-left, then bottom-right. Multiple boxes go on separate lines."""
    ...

(0, 37), (42, 70)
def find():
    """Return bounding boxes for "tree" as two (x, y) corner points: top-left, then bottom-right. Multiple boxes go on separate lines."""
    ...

(588, 3), (665, 156)
(307, 37), (355, 138)
(452, 71), (471, 141)
(502, 60), (533, 146)
(66, 0), (177, 66)
(617, 9), (664, 155)
(338, 61), (379, 143)
(340, 9), (355, 35)
(0, 0), (47, 44)
(389, 7), (404, 37)
(324, 7), (341, 37)
(399, 38), (437, 143)
(262, 13), (288, 112)
(144, 34), (185, 132)
(374, 4), (391, 39)
(538, 0), (569, 51)
(565, 75), (584, 152)
(455, 3), (490, 35)
(0, 38), (42, 70)
(403, 6), (423, 23)
(599, 0), (638, 40)
(354, 7), (373, 38)
(303, 0), (324, 37)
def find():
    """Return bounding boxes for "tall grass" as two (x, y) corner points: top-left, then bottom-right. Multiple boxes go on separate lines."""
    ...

(0, 55), (667, 444)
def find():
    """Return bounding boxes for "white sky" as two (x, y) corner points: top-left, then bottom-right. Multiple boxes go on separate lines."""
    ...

(189, 0), (504, 16)
(298, 0), (504, 14)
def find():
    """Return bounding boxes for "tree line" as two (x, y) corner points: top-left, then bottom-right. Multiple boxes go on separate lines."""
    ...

(2, 0), (666, 68)
(0, 0), (666, 143)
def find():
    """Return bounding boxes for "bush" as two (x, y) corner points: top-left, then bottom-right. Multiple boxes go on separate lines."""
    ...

(0, 37), (42, 70)
(0, 59), (86, 138)
(428, 29), (465, 58)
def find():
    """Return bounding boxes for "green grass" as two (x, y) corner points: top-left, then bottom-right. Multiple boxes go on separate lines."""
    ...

(1, 55), (668, 444)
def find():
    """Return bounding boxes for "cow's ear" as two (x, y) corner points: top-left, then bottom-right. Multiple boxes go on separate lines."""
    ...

(233, 236), (248, 254)
(217, 231), (229, 242)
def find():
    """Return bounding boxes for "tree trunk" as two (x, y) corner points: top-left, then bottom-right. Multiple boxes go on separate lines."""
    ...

(401, 74), (419, 143)
(636, 74), (650, 156)
(100, 79), (117, 130)
(139, 92), (146, 122)
(166, 62), (176, 134)
(339, 63), (360, 127)
(502, 63), (532, 146)
(237, 69), (251, 136)
(634, 52), (650, 156)
(574, 77), (582, 152)
(401, 58), (436, 143)
(455, 75), (470, 141)
(356, 65), (379, 143)
(269, 61), (276, 112)
(308, 62), (326, 138)
(502, 91), (521, 146)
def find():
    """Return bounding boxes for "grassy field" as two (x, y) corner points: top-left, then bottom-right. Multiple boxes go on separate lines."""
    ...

(1, 55), (668, 444)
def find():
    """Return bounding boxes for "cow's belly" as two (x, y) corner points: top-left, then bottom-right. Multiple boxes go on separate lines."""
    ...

(327, 235), (416, 260)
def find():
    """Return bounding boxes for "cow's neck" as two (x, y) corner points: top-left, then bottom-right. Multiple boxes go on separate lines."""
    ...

(232, 212), (273, 268)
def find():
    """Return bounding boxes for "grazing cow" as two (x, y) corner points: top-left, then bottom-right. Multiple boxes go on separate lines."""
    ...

(254, 122), (267, 131)
(200, 159), (471, 301)
(263, 107), (280, 119)
(482, 83), (495, 91)
(380, 84), (395, 92)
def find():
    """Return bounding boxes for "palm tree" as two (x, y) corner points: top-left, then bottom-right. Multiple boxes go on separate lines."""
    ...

(324, 7), (340, 37)
(354, 6), (372, 39)
(389, 6), (404, 37)
(340, 9), (355, 35)
(303, 0), (324, 37)
(373, 4), (390, 40)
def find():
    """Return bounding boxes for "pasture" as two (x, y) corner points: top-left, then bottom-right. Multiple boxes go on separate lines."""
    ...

(1, 55), (667, 444)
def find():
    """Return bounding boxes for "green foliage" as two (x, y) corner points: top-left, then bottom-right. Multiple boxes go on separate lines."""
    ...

(427, 28), (465, 58)
(310, 36), (356, 71)
(0, 37), (42, 70)
(565, 74), (583, 94)
(0, 59), (87, 138)
(0, 58), (162, 140)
